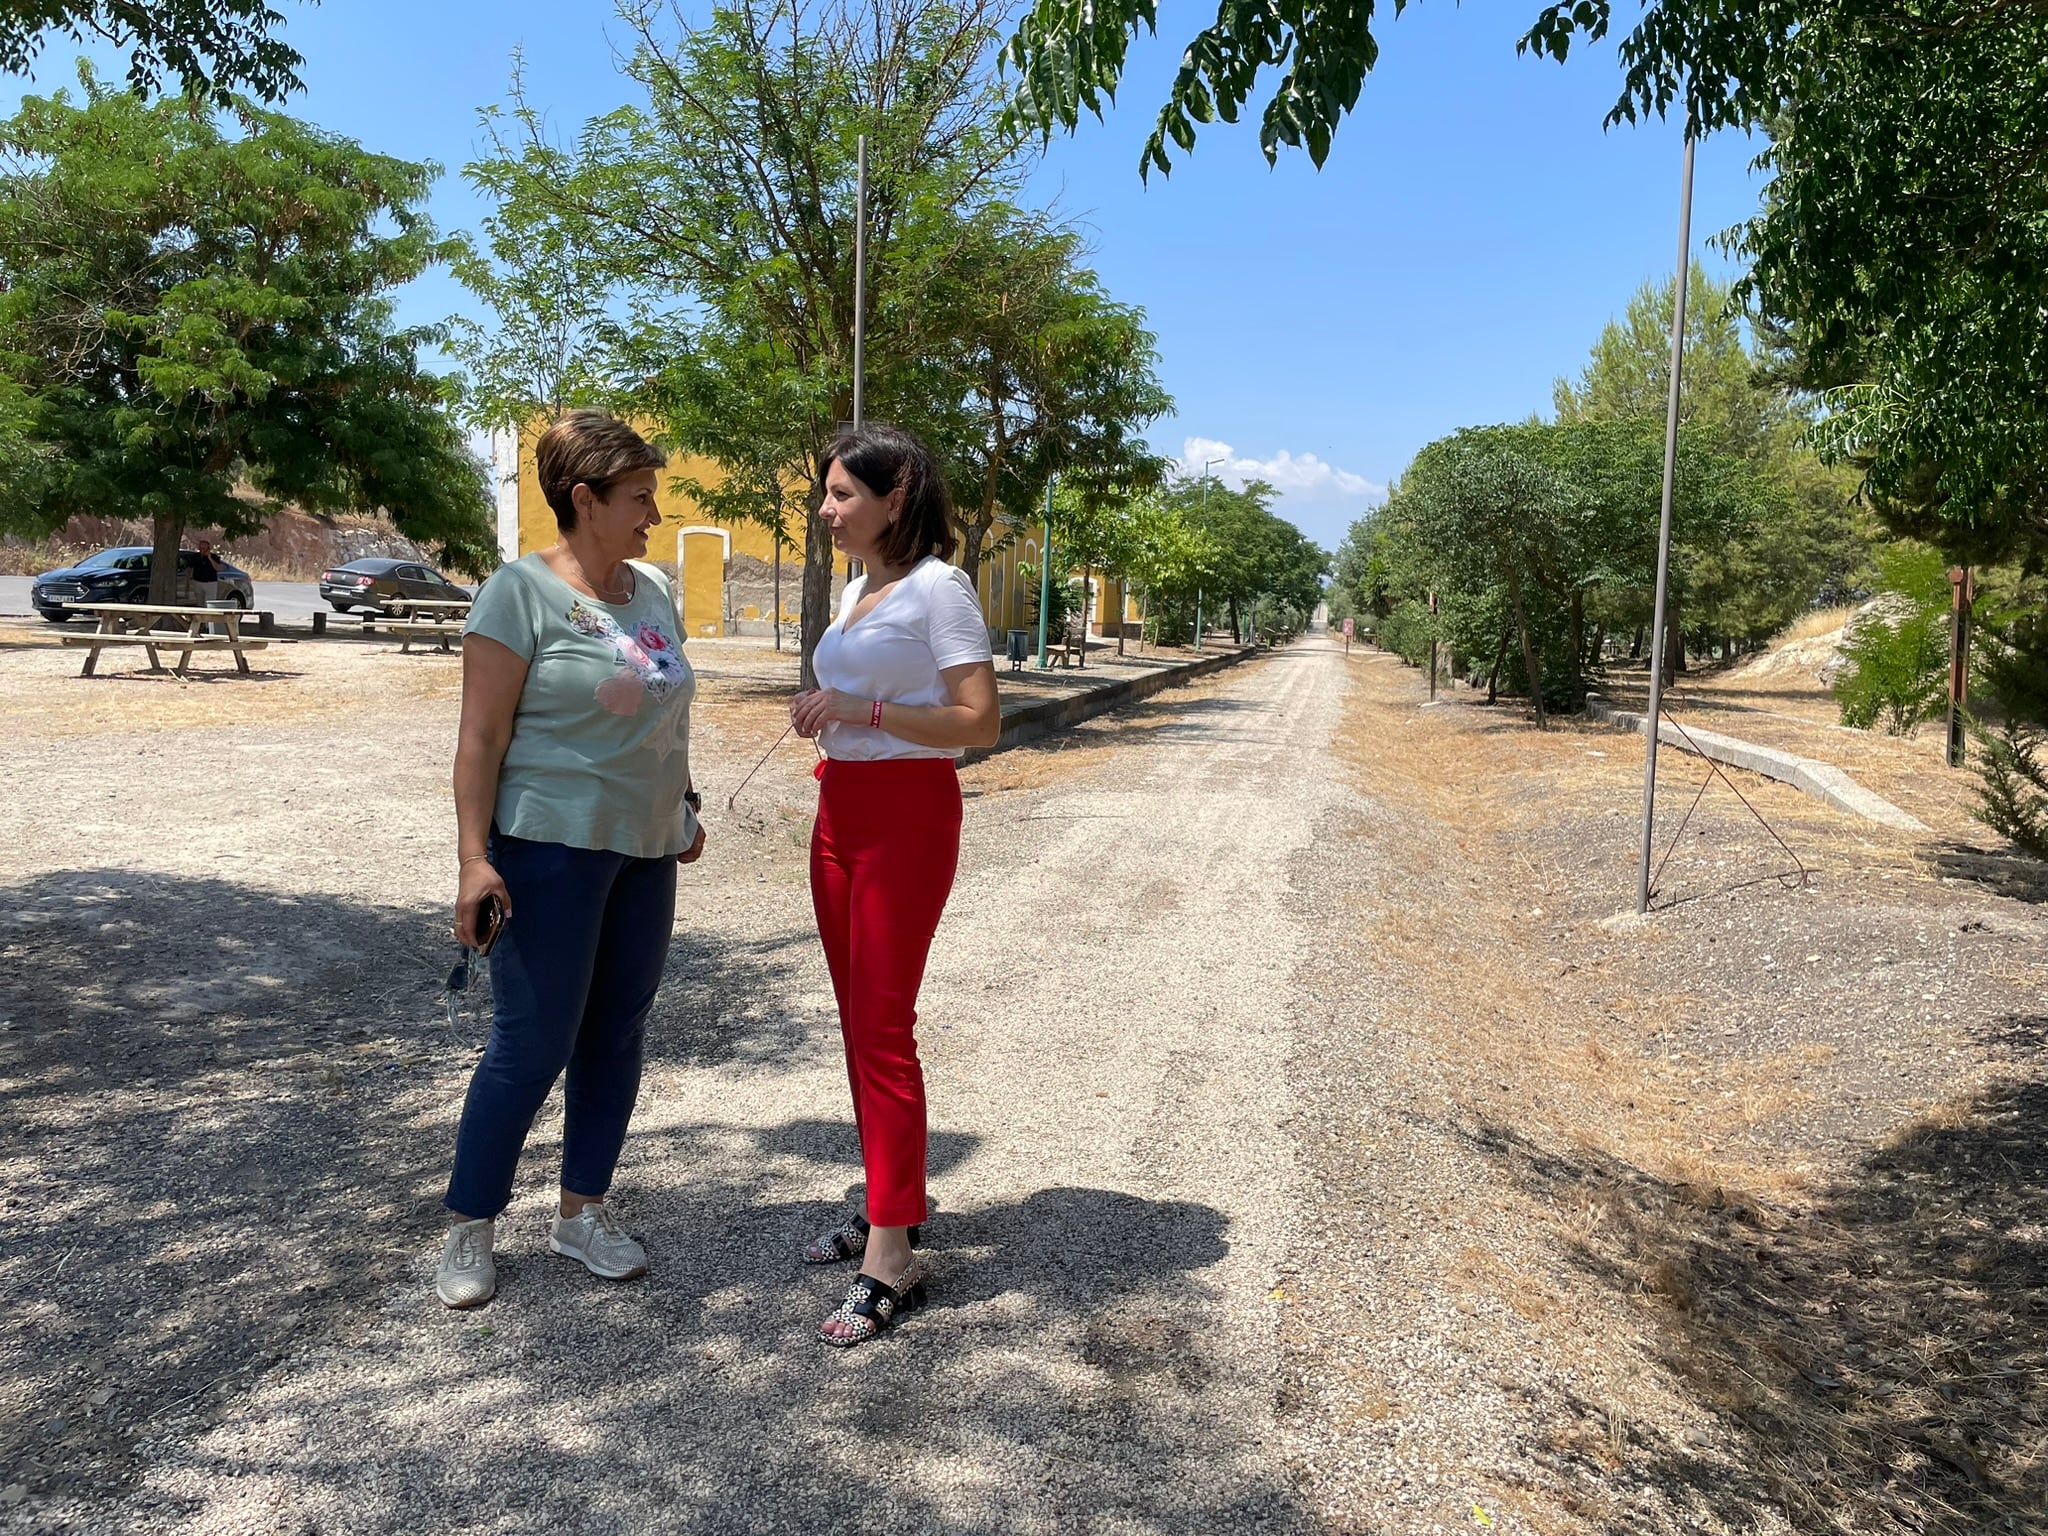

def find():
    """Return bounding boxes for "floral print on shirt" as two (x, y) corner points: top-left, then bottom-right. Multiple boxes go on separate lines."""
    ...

(567, 599), (688, 717)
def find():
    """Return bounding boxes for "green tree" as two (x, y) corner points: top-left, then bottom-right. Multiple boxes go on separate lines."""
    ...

(1525, 0), (2048, 579)
(1, 1), (307, 102)
(1830, 543), (1951, 735)
(1398, 430), (1581, 725)
(1555, 267), (1870, 661)
(1119, 491), (1214, 643)
(450, 68), (638, 433)
(1165, 474), (1327, 641)
(1366, 418), (1761, 706)
(1553, 267), (1776, 457)
(470, 0), (1032, 681)
(1005, 0), (1398, 176)
(924, 210), (1172, 585)
(0, 77), (494, 602)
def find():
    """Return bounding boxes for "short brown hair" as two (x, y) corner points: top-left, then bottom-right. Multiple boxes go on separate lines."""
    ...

(822, 422), (958, 567)
(535, 411), (666, 531)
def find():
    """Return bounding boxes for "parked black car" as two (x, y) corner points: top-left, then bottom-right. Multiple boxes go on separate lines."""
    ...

(318, 558), (470, 614)
(32, 547), (255, 622)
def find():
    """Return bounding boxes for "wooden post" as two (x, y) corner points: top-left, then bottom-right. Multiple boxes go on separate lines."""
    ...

(1946, 565), (1976, 768)
(1427, 590), (1439, 701)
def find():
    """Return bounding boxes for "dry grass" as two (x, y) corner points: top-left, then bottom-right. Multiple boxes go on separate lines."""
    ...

(1330, 660), (1874, 1200)
(1776, 604), (1859, 645)
(1326, 648), (2048, 1535)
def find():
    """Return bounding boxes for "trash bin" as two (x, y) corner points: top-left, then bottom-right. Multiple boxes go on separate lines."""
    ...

(206, 597), (238, 637)
(1005, 628), (1030, 670)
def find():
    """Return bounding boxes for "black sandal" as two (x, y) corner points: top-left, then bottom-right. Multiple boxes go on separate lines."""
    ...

(819, 1265), (926, 1347)
(801, 1213), (922, 1265)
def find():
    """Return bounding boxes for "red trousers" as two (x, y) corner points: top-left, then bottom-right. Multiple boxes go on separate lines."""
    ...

(809, 757), (962, 1228)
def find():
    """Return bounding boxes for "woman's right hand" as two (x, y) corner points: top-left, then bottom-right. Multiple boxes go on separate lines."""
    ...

(454, 858), (512, 949)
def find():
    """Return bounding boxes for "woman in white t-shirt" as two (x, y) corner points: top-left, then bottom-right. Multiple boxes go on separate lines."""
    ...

(789, 422), (1000, 1346)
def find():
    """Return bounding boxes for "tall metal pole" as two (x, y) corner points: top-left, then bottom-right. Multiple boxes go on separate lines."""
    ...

(852, 134), (867, 430)
(1636, 127), (1697, 915)
(844, 134), (868, 590)
(1197, 455), (1224, 653)
(1036, 475), (1054, 668)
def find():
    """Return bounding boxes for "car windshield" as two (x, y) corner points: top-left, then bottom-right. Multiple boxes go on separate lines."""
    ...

(76, 549), (140, 571)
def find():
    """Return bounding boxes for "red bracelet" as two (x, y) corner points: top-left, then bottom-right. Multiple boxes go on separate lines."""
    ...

(869, 698), (885, 729)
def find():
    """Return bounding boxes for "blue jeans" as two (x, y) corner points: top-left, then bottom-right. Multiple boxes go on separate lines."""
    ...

(445, 833), (677, 1220)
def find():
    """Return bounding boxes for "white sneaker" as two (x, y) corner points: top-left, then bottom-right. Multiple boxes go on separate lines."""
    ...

(549, 1202), (649, 1280)
(436, 1218), (496, 1308)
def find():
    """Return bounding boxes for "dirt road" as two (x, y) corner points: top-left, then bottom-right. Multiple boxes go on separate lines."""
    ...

(0, 635), (1354, 1534)
(5, 629), (2039, 1536)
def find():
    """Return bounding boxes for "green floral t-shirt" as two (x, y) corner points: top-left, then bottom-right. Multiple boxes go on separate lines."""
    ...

(464, 554), (698, 859)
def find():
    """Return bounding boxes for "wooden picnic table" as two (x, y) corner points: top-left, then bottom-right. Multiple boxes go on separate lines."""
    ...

(370, 597), (472, 654)
(61, 602), (270, 678)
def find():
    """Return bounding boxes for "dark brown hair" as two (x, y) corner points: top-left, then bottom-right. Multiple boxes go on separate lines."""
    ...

(535, 411), (666, 531)
(823, 422), (958, 567)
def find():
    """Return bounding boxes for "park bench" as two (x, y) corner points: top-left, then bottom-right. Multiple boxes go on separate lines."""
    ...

(373, 619), (465, 654)
(1046, 618), (1085, 668)
(363, 598), (470, 654)
(60, 603), (270, 677)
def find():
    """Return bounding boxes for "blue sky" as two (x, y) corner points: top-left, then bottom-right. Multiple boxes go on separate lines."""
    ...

(3, 0), (1764, 551)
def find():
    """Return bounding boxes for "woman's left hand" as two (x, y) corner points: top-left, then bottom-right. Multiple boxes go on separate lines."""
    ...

(790, 688), (868, 738)
(677, 820), (707, 865)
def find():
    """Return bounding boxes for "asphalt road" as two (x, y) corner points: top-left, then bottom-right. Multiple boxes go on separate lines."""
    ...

(0, 576), (330, 623)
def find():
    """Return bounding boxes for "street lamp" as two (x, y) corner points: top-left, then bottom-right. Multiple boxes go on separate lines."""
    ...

(1197, 453), (1224, 652)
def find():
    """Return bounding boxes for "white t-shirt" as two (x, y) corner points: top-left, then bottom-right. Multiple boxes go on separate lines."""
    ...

(813, 555), (992, 760)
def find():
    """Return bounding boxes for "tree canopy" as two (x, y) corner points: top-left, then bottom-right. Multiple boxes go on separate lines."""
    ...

(0, 1), (307, 102)
(1556, 267), (1870, 651)
(0, 76), (495, 596)
(461, 0), (1170, 677)
(1004, 0), (1404, 177)
(1521, 0), (2048, 575)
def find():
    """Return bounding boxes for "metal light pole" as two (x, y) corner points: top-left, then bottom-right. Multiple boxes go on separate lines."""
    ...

(852, 134), (866, 430)
(844, 134), (868, 589)
(1636, 123), (1697, 915)
(1035, 474), (1055, 669)
(1197, 454), (1224, 652)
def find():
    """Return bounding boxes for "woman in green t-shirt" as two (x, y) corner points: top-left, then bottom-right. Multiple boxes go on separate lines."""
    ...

(433, 411), (707, 1310)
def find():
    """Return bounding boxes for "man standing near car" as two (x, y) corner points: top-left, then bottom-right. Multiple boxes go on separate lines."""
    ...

(190, 539), (223, 606)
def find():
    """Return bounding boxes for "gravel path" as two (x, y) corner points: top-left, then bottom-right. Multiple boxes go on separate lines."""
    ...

(2, 636), (1356, 1533)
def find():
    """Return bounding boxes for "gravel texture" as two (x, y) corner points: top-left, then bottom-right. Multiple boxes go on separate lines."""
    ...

(3, 627), (2038, 1536)
(0, 632), (1342, 1535)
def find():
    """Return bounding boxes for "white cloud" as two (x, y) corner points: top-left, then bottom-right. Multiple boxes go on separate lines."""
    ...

(1177, 436), (1385, 505)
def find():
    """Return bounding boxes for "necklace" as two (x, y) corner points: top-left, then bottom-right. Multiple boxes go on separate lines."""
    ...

(564, 553), (631, 603)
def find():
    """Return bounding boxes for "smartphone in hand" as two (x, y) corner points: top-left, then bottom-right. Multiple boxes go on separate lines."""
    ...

(475, 892), (507, 958)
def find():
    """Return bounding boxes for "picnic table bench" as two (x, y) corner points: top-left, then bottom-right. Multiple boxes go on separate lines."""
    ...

(363, 598), (471, 653)
(60, 602), (270, 677)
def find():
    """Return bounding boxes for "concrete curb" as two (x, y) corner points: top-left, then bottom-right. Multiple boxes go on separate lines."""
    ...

(1583, 693), (1929, 833)
(967, 646), (1260, 762)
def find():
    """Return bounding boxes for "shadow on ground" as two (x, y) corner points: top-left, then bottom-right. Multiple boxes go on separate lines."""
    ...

(1467, 1012), (2048, 1536)
(1923, 842), (2048, 904)
(0, 869), (809, 1505)
(0, 871), (1307, 1535)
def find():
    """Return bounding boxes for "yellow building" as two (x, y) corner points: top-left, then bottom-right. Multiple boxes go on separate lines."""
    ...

(490, 428), (1133, 642)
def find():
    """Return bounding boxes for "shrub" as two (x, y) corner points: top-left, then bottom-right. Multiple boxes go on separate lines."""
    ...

(1970, 588), (2048, 858)
(1831, 543), (1950, 734)
(1017, 563), (1081, 638)
(1972, 720), (2048, 858)
(1378, 598), (1435, 667)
